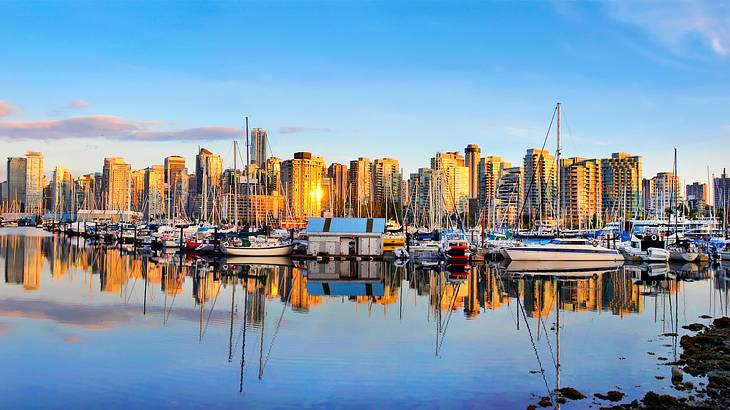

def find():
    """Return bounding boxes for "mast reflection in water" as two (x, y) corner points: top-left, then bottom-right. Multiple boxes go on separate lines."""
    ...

(0, 227), (729, 408)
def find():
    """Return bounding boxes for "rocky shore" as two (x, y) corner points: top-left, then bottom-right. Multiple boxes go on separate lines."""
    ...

(528, 316), (730, 409)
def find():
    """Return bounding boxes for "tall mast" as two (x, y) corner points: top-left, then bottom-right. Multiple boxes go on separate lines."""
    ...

(245, 116), (251, 228)
(555, 102), (561, 237)
(234, 140), (239, 228)
(673, 147), (678, 240)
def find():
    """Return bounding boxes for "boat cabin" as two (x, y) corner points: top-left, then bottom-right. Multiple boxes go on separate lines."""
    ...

(306, 217), (386, 257)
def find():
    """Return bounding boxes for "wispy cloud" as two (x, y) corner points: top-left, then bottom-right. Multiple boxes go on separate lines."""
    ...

(49, 99), (91, 116)
(278, 126), (333, 134)
(0, 114), (240, 142)
(67, 99), (90, 110)
(0, 100), (22, 117)
(604, 1), (730, 57)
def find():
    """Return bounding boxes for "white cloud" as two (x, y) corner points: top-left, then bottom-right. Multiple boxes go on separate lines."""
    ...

(604, 1), (730, 57)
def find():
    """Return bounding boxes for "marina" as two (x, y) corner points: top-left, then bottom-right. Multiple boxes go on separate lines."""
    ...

(1, 227), (729, 408)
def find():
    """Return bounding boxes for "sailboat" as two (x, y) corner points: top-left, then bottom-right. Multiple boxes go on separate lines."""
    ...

(667, 148), (699, 262)
(220, 117), (294, 257)
(503, 103), (622, 262)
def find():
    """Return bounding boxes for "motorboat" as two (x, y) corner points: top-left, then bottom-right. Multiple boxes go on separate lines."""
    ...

(503, 238), (622, 262)
(619, 235), (669, 262)
(441, 238), (471, 260)
(220, 236), (294, 257)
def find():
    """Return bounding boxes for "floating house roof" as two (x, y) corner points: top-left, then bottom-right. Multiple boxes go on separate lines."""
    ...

(306, 218), (386, 234)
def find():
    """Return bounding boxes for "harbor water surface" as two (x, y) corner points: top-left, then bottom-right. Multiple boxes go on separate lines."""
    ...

(1, 228), (729, 408)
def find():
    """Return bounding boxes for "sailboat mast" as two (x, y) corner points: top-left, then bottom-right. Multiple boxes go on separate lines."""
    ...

(673, 147), (678, 240)
(234, 140), (239, 228)
(555, 102), (561, 237)
(245, 116), (251, 228)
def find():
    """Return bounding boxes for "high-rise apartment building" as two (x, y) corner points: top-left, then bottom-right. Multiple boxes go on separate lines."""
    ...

(6, 157), (27, 211)
(327, 163), (348, 216)
(523, 148), (556, 222)
(130, 169), (146, 212)
(431, 152), (469, 213)
(349, 157), (372, 208)
(75, 173), (102, 210)
(50, 166), (74, 214)
(281, 152), (325, 220)
(495, 166), (523, 227)
(102, 157), (131, 211)
(264, 156), (282, 195)
(407, 168), (434, 226)
(165, 155), (188, 218)
(24, 151), (44, 213)
(714, 171), (730, 212)
(477, 156), (510, 213)
(559, 157), (602, 228)
(371, 158), (402, 207)
(250, 128), (268, 167)
(601, 152), (642, 219)
(195, 147), (223, 195)
(465, 144), (481, 199)
(646, 172), (681, 217)
(686, 182), (708, 212)
(144, 165), (165, 220)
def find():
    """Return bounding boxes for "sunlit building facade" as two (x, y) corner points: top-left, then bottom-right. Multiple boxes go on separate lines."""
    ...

(24, 151), (45, 214)
(523, 148), (556, 223)
(465, 144), (481, 199)
(559, 157), (602, 228)
(281, 152), (325, 220)
(601, 152), (642, 219)
(102, 157), (131, 211)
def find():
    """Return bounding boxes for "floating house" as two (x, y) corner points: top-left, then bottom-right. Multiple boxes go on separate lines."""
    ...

(306, 217), (385, 257)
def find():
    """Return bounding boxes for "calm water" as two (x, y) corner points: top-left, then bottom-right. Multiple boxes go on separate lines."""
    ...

(1, 228), (729, 409)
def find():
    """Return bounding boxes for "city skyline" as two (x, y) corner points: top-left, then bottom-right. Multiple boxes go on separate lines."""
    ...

(1, 1), (729, 183)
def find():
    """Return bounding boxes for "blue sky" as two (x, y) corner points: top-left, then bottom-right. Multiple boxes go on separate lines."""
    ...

(1, 1), (728, 183)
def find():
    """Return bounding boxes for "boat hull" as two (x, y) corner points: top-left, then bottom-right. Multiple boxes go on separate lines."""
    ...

(503, 246), (622, 261)
(669, 250), (698, 262)
(221, 243), (294, 257)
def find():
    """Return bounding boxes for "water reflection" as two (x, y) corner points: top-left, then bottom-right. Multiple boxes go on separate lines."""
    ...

(1, 229), (730, 408)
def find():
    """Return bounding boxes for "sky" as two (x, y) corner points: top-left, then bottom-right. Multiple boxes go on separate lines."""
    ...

(1, 0), (729, 184)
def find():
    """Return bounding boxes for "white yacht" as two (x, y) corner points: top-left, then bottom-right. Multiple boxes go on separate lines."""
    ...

(619, 235), (670, 262)
(503, 238), (622, 262)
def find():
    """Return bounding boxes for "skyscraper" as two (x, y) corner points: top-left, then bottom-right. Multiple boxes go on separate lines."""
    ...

(281, 152), (325, 220)
(130, 169), (146, 212)
(24, 151), (44, 213)
(102, 157), (131, 211)
(250, 128), (268, 167)
(165, 155), (188, 218)
(6, 157), (27, 211)
(50, 165), (74, 214)
(686, 182), (708, 212)
(465, 144), (481, 199)
(477, 156), (509, 213)
(349, 157), (372, 208)
(646, 172), (681, 218)
(714, 171), (730, 212)
(601, 152), (643, 219)
(327, 163), (348, 216)
(195, 147), (223, 195)
(523, 148), (556, 222)
(559, 157), (602, 228)
(371, 158), (402, 209)
(264, 156), (282, 195)
(144, 165), (165, 220)
(495, 166), (523, 227)
(431, 151), (469, 213)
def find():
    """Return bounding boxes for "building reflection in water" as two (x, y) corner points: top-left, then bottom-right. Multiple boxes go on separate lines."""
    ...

(0, 232), (728, 322)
